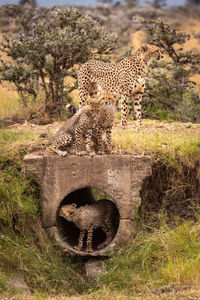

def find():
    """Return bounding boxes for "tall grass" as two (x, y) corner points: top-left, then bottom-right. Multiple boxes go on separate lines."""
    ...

(0, 85), (20, 118)
(99, 221), (200, 295)
(0, 129), (88, 296)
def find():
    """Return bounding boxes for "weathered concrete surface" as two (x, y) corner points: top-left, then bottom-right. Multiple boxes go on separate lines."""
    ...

(24, 154), (152, 255)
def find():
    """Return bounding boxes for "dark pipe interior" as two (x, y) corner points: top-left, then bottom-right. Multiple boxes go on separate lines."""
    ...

(56, 187), (119, 252)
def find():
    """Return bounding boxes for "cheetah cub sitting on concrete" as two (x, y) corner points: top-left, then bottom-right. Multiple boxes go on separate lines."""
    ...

(50, 98), (103, 157)
(50, 95), (115, 156)
(59, 200), (116, 252)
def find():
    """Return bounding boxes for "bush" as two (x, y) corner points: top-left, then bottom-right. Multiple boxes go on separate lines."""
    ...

(134, 17), (200, 122)
(0, 7), (116, 117)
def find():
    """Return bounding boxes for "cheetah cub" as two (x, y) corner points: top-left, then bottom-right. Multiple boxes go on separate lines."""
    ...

(50, 98), (103, 157)
(92, 95), (115, 154)
(50, 94), (115, 156)
(59, 200), (116, 252)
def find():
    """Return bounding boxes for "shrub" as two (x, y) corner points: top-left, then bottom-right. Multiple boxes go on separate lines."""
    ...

(134, 17), (200, 122)
(0, 7), (116, 117)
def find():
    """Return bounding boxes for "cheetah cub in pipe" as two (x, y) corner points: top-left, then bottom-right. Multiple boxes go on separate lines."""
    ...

(59, 200), (116, 252)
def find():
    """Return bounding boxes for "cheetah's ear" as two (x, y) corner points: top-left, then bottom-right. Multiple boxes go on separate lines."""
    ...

(71, 203), (77, 209)
(141, 45), (149, 52)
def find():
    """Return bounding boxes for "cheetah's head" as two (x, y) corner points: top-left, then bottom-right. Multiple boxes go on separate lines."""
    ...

(59, 203), (77, 221)
(88, 97), (104, 113)
(141, 44), (164, 61)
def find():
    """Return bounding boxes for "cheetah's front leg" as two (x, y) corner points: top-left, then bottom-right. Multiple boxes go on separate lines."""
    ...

(74, 230), (86, 251)
(105, 127), (112, 154)
(85, 129), (95, 156)
(75, 117), (89, 155)
(86, 228), (94, 252)
(95, 127), (104, 155)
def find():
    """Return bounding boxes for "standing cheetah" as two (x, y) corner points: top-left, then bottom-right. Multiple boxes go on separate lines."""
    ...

(92, 95), (115, 154)
(59, 199), (116, 252)
(78, 44), (163, 129)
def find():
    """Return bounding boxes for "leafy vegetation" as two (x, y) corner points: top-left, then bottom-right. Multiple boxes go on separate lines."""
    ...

(0, 7), (115, 119)
(0, 5), (200, 300)
(0, 129), (88, 296)
(133, 17), (200, 123)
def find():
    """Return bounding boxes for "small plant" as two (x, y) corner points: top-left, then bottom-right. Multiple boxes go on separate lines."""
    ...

(0, 7), (116, 117)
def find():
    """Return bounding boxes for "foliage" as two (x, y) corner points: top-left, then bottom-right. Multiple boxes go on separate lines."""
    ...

(0, 129), (88, 295)
(0, 123), (200, 297)
(19, 0), (37, 6)
(0, 7), (116, 117)
(134, 17), (200, 122)
(100, 221), (200, 294)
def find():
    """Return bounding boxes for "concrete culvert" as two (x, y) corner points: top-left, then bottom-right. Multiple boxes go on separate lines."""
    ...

(56, 187), (120, 254)
(24, 154), (152, 256)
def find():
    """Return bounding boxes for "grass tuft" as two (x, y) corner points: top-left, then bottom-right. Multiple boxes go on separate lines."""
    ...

(100, 221), (200, 295)
(0, 129), (88, 296)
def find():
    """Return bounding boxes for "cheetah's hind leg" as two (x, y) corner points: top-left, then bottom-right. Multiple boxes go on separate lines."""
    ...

(120, 95), (129, 129)
(50, 133), (73, 156)
(97, 222), (115, 250)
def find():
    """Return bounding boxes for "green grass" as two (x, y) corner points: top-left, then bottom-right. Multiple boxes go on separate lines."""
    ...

(0, 129), (88, 297)
(99, 221), (200, 295)
(0, 121), (200, 298)
(112, 123), (200, 164)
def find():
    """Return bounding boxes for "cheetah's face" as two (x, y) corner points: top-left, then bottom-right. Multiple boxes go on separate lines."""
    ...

(153, 49), (164, 60)
(143, 45), (164, 61)
(59, 204), (77, 221)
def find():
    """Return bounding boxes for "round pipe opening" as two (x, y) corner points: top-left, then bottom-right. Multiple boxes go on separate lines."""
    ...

(56, 187), (120, 253)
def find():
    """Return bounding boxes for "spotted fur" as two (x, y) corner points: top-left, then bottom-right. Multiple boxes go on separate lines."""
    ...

(92, 97), (115, 154)
(50, 99), (102, 156)
(50, 97), (115, 156)
(59, 200), (116, 252)
(78, 44), (163, 129)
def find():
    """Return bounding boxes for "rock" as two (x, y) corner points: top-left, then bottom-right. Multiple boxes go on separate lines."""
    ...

(7, 272), (31, 296)
(85, 259), (105, 283)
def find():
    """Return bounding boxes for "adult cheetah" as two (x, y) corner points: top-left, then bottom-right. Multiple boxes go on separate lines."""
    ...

(78, 44), (163, 129)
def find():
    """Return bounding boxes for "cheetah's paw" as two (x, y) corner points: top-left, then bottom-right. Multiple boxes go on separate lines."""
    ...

(74, 245), (81, 251)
